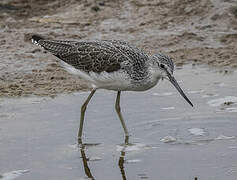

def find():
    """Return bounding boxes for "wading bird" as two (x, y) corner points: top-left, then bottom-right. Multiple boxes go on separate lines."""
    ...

(32, 35), (193, 144)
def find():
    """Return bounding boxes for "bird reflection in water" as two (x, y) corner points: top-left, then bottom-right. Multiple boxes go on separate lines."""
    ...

(79, 142), (95, 180)
(118, 144), (128, 180)
(78, 138), (129, 180)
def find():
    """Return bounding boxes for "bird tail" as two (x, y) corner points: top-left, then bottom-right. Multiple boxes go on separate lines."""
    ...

(31, 35), (75, 56)
(31, 34), (44, 46)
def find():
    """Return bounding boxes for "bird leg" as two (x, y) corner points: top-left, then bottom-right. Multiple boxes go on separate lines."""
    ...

(78, 89), (96, 142)
(115, 91), (129, 144)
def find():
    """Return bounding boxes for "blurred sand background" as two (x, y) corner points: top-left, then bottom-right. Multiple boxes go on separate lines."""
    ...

(0, 0), (236, 97)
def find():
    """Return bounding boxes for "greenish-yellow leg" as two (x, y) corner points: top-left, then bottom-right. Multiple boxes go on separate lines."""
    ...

(78, 89), (96, 142)
(115, 91), (129, 144)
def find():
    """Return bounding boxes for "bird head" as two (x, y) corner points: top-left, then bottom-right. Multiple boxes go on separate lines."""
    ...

(151, 53), (193, 107)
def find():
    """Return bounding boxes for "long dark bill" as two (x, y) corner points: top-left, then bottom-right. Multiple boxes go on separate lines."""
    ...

(167, 72), (193, 107)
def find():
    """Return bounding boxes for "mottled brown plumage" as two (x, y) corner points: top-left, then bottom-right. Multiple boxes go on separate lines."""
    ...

(32, 35), (149, 76)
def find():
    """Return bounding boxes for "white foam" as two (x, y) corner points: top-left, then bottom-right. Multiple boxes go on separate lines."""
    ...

(160, 107), (175, 110)
(160, 136), (177, 143)
(202, 93), (219, 98)
(116, 143), (153, 152)
(188, 90), (204, 94)
(162, 92), (173, 96)
(0, 170), (29, 180)
(89, 156), (102, 161)
(152, 92), (173, 96)
(188, 128), (205, 136)
(215, 135), (235, 140)
(225, 107), (237, 113)
(126, 159), (141, 163)
(207, 96), (237, 107)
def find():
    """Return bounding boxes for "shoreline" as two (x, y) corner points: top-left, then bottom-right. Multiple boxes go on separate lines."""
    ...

(0, 0), (236, 97)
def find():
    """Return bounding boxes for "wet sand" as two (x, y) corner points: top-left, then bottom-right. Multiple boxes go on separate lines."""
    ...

(0, 65), (237, 180)
(0, 0), (237, 97)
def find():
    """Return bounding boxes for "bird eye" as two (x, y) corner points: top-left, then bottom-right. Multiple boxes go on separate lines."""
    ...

(160, 64), (165, 69)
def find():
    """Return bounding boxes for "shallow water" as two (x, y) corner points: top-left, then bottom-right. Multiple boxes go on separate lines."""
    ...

(0, 65), (237, 180)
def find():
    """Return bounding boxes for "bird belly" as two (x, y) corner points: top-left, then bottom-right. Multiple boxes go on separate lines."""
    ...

(58, 60), (159, 91)
(89, 70), (133, 91)
(58, 60), (132, 90)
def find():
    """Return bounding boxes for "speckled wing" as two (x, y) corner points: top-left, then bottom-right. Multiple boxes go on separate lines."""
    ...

(32, 35), (137, 73)
(106, 40), (150, 80)
(105, 40), (149, 65)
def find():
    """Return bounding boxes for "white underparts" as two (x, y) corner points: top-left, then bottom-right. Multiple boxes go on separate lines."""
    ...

(59, 60), (132, 91)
